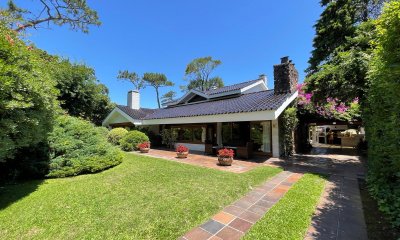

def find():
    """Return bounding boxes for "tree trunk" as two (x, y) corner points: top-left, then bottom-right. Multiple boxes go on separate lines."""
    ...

(156, 88), (161, 108)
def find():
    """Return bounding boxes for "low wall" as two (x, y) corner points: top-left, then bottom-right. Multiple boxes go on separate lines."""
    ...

(174, 143), (205, 152)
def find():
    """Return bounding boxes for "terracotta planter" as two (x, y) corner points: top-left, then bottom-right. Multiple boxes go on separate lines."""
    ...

(176, 151), (189, 158)
(218, 156), (233, 166)
(140, 148), (150, 153)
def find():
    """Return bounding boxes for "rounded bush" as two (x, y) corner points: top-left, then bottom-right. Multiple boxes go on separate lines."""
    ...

(47, 115), (124, 178)
(107, 127), (128, 145)
(120, 130), (149, 151)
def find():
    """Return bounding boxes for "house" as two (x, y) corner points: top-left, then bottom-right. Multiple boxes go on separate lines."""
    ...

(103, 57), (299, 158)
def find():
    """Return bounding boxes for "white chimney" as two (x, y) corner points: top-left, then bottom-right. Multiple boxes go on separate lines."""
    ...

(127, 90), (140, 109)
(259, 74), (268, 90)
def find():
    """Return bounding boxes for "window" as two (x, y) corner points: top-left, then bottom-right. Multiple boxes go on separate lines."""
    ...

(172, 125), (205, 143)
(222, 123), (243, 146)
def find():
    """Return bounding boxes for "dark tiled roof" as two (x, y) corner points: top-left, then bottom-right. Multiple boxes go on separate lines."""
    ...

(204, 79), (261, 95)
(116, 105), (155, 119)
(142, 90), (293, 120)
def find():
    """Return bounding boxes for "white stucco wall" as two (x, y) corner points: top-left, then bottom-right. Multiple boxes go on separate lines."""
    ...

(174, 143), (205, 152)
(107, 112), (131, 124)
(271, 119), (280, 157)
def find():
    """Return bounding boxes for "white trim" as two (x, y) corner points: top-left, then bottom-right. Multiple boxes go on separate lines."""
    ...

(274, 91), (298, 119)
(174, 89), (209, 105)
(240, 80), (267, 93)
(102, 108), (141, 126)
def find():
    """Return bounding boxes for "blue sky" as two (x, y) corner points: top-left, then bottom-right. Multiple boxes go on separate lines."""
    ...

(11, 1), (322, 108)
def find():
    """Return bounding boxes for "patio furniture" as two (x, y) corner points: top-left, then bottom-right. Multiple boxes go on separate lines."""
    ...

(205, 143), (214, 155)
(236, 141), (254, 159)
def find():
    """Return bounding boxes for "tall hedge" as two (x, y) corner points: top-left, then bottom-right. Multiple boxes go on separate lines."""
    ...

(0, 23), (58, 161)
(365, 1), (400, 227)
(47, 115), (124, 178)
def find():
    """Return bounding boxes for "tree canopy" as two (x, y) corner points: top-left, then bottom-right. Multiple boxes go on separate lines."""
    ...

(0, 0), (100, 33)
(307, 0), (387, 74)
(117, 70), (145, 91)
(161, 90), (177, 106)
(182, 56), (224, 92)
(0, 23), (58, 161)
(142, 72), (174, 108)
(53, 59), (114, 125)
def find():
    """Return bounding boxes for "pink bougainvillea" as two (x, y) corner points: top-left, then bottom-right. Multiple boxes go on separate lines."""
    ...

(296, 83), (360, 121)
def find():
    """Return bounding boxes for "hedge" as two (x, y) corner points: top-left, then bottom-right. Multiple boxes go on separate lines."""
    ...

(365, 1), (400, 227)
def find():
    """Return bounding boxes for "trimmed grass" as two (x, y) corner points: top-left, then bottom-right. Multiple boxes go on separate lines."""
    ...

(243, 173), (326, 240)
(0, 153), (280, 239)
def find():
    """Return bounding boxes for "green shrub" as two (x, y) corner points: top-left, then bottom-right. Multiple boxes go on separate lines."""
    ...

(365, 1), (400, 227)
(47, 115), (124, 178)
(107, 127), (128, 145)
(120, 130), (149, 151)
(279, 106), (298, 157)
(0, 23), (58, 162)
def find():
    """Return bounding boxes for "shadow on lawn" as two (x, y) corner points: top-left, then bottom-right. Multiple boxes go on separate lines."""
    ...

(0, 180), (44, 210)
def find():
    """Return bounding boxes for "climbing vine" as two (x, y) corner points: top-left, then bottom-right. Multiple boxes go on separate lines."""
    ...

(279, 107), (298, 157)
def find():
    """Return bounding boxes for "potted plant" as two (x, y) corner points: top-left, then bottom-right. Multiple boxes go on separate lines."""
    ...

(217, 148), (234, 166)
(138, 142), (150, 153)
(176, 145), (189, 158)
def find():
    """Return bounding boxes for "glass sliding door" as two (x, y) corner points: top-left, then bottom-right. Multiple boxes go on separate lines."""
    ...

(250, 121), (272, 153)
(261, 122), (271, 153)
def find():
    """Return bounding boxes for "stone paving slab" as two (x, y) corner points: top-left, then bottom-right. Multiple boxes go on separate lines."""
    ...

(180, 171), (303, 240)
(130, 149), (271, 173)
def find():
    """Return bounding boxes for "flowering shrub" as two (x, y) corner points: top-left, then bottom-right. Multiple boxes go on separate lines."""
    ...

(297, 83), (360, 121)
(138, 142), (150, 149)
(217, 148), (234, 158)
(176, 145), (189, 153)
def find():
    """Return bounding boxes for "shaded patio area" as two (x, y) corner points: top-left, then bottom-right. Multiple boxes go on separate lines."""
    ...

(130, 148), (275, 173)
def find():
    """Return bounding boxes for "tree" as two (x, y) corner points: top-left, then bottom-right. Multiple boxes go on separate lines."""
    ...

(117, 70), (145, 91)
(161, 90), (177, 106)
(0, 0), (100, 33)
(142, 72), (174, 108)
(0, 23), (58, 162)
(53, 59), (115, 125)
(307, 0), (386, 74)
(305, 21), (375, 103)
(183, 56), (224, 92)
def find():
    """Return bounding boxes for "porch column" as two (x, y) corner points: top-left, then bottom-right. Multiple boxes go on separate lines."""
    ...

(271, 119), (280, 157)
(217, 122), (222, 146)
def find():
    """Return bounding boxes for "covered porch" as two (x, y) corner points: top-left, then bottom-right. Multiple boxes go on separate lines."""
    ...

(157, 119), (280, 158)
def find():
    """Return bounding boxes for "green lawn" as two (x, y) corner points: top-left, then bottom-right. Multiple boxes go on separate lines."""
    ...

(0, 153), (280, 239)
(244, 173), (326, 240)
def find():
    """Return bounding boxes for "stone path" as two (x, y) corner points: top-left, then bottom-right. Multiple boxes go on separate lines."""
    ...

(305, 175), (368, 240)
(180, 171), (303, 240)
(267, 144), (368, 240)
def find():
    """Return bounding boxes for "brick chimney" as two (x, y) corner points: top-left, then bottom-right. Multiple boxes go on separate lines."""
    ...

(273, 56), (298, 94)
(127, 90), (140, 109)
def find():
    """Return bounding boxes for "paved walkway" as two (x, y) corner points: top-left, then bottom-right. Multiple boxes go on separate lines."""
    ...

(180, 171), (303, 240)
(132, 149), (270, 173)
(268, 144), (368, 240)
